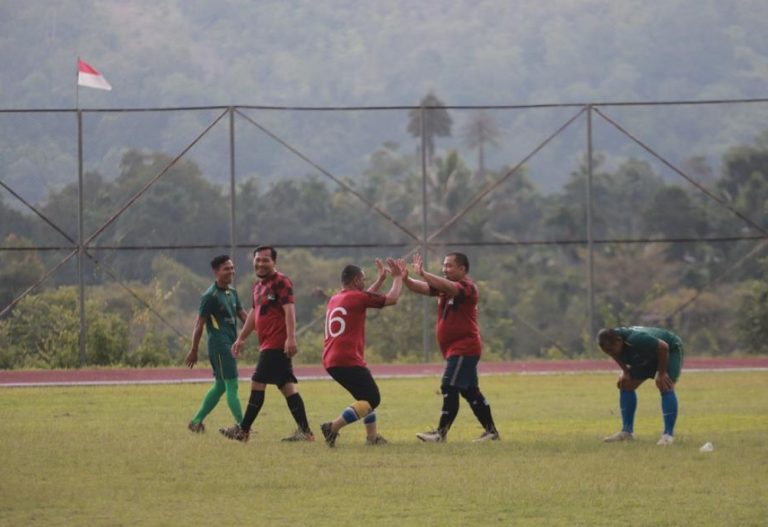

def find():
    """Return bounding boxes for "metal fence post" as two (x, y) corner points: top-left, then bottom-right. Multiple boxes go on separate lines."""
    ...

(229, 107), (237, 263)
(77, 109), (86, 366)
(586, 105), (596, 345)
(420, 104), (431, 362)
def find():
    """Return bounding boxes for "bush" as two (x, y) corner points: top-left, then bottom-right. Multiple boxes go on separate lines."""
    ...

(737, 279), (768, 354)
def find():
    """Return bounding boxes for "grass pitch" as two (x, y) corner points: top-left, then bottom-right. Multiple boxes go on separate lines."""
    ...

(0, 371), (766, 526)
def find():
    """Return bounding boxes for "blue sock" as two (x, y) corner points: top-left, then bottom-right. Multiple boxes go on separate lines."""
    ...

(363, 411), (376, 425)
(620, 390), (637, 433)
(661, 390), (678, 436)
(341, 407), (359, 424)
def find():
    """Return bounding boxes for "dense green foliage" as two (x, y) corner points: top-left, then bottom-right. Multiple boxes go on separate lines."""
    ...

(1, 115), (766, 367)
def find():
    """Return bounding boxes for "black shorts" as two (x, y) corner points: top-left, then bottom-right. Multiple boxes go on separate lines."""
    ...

(441, 355), (480, 390)
(326, 366), (381, 409)
(251, 349), (298, 388)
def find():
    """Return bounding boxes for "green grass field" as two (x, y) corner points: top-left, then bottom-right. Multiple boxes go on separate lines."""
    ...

(1, 371), (766, 526)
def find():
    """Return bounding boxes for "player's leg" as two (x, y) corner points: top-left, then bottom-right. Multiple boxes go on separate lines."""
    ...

(657, 343), (683, 445)
(461, 386), (499, 441)
(223, 378), (243, 423)
(453, 356), (499, 441)
(220, 351), (271, 442)
(417, 356), (462, 442)
(189, 350), (228, 432)
(604, 376), (645, 442)
(218, 345), (243, 424)
(279, 382), (314, 441)
(189, 379), (225, 432)
(323, 367), (380, 447)
(272, 350), (313, 441)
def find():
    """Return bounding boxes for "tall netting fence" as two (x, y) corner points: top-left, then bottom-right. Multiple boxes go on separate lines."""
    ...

(1, 100), (767, 368)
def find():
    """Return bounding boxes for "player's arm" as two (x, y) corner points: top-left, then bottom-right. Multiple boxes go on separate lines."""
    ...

(402, 252), (431, 295)
(412, 252), (461, 297)
(184, 316), (206, 368)
(237, 307), (248, 324)
(655, 339), (673, 392)
(283, 303), (298, 358)
(383, 258), (405, 306)
(367, 258), (388, 293)
(231, 308), (255, 358)
(403, 275), (430, 295)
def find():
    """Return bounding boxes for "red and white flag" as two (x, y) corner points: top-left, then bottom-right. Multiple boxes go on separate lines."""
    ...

(77, 59), (112, 91)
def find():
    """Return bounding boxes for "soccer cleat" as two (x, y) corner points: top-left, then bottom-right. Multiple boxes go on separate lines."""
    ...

(602, 430), (635, 442)
(473, 430), (500, 442)
(366, 434), (389, 446)
(281, 429), (316, 442)
(320, 422), (339, 448)
(219, 424), (249, 443)
(416, 429), (446, 443)
(656, 433), (675, 446)
(187, 421), (205, 433)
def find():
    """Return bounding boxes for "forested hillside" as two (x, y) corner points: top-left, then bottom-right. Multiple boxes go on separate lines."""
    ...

(2, 0), (767, 108)
(1, 1), (767, 367)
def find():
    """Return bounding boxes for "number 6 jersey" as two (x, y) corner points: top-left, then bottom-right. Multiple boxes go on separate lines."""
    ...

(322, 289), (386, 369)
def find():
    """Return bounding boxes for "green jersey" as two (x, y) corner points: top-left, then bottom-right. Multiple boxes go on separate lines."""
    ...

(199, 283), (243, 351)
(614, 326), (684, 381)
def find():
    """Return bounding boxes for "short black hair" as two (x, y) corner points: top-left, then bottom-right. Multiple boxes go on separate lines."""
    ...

(210, 254), (231, 270)
(341, 264), (363, 285)
(597, 328), (619, 347)
(446, 252), (470, 272)
(253, 246), (277, 261)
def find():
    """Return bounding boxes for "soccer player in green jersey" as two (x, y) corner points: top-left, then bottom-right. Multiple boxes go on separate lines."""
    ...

(185, 255), (247, 433)
(597, 326), (684, 445)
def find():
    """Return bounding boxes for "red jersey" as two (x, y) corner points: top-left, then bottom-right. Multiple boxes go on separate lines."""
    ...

(431, 277), (482, 358)
(252, 272), (294, 351)
(323, 289), (386, 368)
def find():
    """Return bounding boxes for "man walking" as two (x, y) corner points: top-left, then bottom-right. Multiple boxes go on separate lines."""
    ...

(220, 246), (313, 443)
(185, 255), (247, 433)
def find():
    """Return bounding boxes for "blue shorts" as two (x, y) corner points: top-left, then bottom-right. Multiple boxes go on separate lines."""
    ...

(441, 355), (480, 390)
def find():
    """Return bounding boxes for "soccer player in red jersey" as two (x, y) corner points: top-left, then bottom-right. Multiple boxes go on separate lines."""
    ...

(404, 252), (499, 442)
(220, 246), (313, 443)
(319, 258), (406, 447)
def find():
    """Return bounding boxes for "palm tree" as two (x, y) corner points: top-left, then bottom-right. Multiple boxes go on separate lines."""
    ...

(460, 110), (501, 180)
(407, 92), (452, 164)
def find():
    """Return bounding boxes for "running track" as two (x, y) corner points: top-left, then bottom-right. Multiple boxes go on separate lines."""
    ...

(1, 357), (766, 387)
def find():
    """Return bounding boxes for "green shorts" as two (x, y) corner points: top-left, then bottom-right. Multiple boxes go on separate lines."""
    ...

(667, 339), (684, 382)
(628, 338), (684, 383)
(208, 343), (238, 381)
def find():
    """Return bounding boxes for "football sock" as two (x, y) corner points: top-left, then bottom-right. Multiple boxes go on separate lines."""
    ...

(191, 379), (225, 424)
(224, 378), (243, 423)
(463, 388), (497, 433)
(620, 389), (637, 433)
(341, 406), (360, 424)
(661, 390), (678, 436)
(438, 386), (460, 434)
(241, 389), (265, 432)
(285, 393), (311, 432)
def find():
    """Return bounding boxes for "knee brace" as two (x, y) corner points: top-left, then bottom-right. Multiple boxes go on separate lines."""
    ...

(350, 400), (373, 419)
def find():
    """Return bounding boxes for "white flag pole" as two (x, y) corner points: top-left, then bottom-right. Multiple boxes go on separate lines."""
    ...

(75, 55), (86, 366)
(75, 56), (80, 110)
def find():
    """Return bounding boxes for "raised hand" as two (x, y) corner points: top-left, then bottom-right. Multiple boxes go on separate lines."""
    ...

(412, 252), (425, 276)
(375, 258), (388, 281)
(387, 257), (404, 277)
